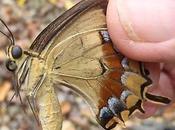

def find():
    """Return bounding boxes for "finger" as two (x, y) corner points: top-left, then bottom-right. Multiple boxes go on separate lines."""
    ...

(113, 39), (175, 63)
(150, 71), (174, 100)
(107, 0), (175, 63)
(136, 72), (174, 118)
(145, 63), (160, 87)
(136, 101), (158, 119)
(107, 0), (175, 41)
(163, 63), (175, 87)
(136, 63), (160, 119)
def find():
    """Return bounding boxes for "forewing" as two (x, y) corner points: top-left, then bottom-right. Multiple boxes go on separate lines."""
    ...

(29, 0), (108, 56)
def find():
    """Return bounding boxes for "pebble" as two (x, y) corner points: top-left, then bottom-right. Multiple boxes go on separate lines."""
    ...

(61, 101), (72, 115)
(2, 115), (10, 124)
(142, 118), (155, 126)
(9, 120), (19, 130)
(62, 120), (76, 130)
(8, 105), (20, 117)
(0, 125), (10, 130)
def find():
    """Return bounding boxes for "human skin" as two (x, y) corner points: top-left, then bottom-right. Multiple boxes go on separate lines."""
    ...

(107, 0), (175, 118)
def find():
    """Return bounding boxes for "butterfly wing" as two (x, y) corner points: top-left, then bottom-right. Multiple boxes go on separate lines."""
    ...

(47, 29), (128, 128)
(30, 0), (107, 56)
(26, 0), (170, 129)
(38, 2), (144, 128)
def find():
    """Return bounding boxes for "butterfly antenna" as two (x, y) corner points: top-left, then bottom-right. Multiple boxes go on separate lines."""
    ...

(8, 91), (28, 116)
(0, 18), (15, 45)
(0, 30), (13, 44)
(8, 74), (23, 105)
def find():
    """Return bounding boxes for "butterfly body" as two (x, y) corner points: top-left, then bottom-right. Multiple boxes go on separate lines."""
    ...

(4, 0), (171, 130)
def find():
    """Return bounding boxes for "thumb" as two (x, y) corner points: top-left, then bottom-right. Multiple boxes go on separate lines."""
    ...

(110, 39), (175, 63)
(107, 0), (175, 63)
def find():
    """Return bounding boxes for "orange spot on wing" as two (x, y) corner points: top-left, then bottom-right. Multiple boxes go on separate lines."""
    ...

(102, 55), (122, 69)
(99, 78), (124, 108)
(101, 43), (115, 56)
(105, 70), (123, 81)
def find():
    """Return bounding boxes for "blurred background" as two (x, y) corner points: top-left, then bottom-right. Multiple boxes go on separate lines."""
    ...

(0, 0), (175, 130)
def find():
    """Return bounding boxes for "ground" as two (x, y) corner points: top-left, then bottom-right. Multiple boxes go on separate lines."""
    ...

(0, 0), (175, 130)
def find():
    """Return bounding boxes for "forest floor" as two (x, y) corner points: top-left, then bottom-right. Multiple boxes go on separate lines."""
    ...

(0, 0), (175, 130)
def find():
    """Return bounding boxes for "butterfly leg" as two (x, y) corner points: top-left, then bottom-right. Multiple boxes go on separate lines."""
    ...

(26, 73), (47, 117)
(31, 73), (47, 112)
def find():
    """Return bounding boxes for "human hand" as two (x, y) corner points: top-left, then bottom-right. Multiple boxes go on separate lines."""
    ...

(107, 0), (175, 118)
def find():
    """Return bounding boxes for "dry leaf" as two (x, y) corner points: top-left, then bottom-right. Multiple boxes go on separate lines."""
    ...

(0, 81), (11, 102)
(0, 50), (7, 61)
(48, 0), (58, 5)
(61, 101), (72, 115)
(17, 0), (26, 7)
(62, 120), (75, 130)
(64, 0), (74, 9)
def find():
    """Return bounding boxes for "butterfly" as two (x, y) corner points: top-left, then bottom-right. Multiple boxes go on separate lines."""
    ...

(1, 0), (171, 130)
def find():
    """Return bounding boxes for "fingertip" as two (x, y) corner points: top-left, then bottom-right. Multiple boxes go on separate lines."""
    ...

(107, 0), (175, 63)
(107, 0), (130, 46)
(109, 36), (175, 63)
(107, 0), (155, 62)
(136, 101), (158, 119)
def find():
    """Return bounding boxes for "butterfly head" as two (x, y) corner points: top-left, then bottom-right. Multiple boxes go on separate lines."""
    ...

(0, 19), (24, 72)
(6, 45), (23, 72)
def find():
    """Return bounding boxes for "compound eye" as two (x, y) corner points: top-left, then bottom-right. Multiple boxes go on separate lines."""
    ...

(11, 45), (23, 59)
(6, 60), (17, 72)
